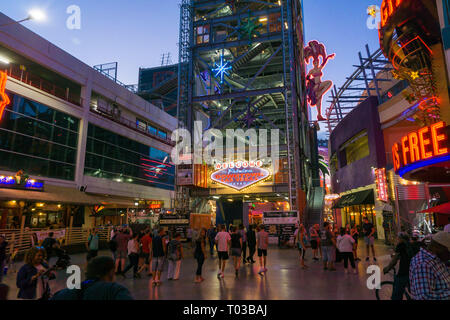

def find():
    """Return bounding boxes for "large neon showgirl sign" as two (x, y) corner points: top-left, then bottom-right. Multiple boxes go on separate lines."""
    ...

(0, 71), (10, 120)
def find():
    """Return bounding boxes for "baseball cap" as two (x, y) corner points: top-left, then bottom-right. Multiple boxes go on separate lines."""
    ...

(432, 231), (450, 250)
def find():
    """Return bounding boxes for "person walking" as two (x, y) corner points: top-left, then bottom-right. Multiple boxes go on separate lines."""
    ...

(215, 224), (231, 279)
(86, 228), (99, 263)
(41, 232), (57, 264)
(320, 222), (336, 271)
(151, 228), (167, 286)
(246, 224), (256, 263)
(350, 224), (360, 261)
(138, 229), (152, 276)
(362, 218), (377, 262)
(0, 235), (8, 283)
(194, 228), (207, 283)
(114, 227), (132, 275)
(309, 224), (320, 261)
(409, 231), (449, 300)
(256, 225), (269, 275)
(337, 227), (357, 274)
(16, 247), (55, 299)
(296, 224), (308, 269)
(207, 226), (217, 256)
(122, 233), (140, 279)
(167, 233), (183, 280)
(238, 224), (247, 265)
(230, 226), (243, 278)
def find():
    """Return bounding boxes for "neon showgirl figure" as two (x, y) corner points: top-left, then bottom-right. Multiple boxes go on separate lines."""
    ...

(304, 40), (335, 121)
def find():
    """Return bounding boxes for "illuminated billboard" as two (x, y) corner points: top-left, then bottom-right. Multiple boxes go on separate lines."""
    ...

(210, 160), (270, 191)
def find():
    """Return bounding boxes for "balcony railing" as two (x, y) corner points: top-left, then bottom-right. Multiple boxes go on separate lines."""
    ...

(91, 104), (175, 146)
(3, 64), (83, 106)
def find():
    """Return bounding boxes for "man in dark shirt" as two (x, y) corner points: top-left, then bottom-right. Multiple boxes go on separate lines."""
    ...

(383, 232), (413, 300)
(51, 256), (133, 300)
(246, 224), (257, 263)
(42, 232), (57, 263)
(320, 222), (336, 271)
(151, 228), (167, 286)
(362, 218), (377, 262)
(207, 226), (217, 256)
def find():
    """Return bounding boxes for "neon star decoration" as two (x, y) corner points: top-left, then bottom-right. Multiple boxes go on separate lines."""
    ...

(410, 71), (419, 80)
(211, 53), (232, 84)
(0, 71), (10, 121)
(239, 12), (262, 43)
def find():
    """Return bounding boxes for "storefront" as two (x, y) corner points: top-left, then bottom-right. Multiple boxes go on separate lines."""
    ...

(333, 189), (376, 230)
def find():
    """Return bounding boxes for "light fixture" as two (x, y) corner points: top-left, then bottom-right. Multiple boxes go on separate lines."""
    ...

(212, 196), (220, 199)
(259, 17), (268, 22)
(28, 9), (47, 22)
(37, 203), (44, 207)
(227, 199), (233, 202)
(0, 56), (10, 65)
(134, 202), (139, 206)
(244, 195), (250, 198)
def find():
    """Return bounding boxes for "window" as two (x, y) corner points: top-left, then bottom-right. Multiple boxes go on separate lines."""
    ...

(136, 118), (147, 131)
(0, 92), (79, 180)
(339, 131), (370, 167)
(196, 25), (210, 44)
(158, 130), (167, 140)
(84, 123), (174, 190)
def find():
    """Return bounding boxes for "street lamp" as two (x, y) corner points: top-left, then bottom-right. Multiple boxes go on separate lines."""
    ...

(0, 9), (46, 27)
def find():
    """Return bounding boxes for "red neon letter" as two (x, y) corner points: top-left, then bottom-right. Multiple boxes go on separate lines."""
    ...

(408, 132), (420, 163)
(392, 143), (400, 171)
(401, 136), (409, 166)
(0, 71), (10, 120)
(418, 127), (432, 159)
(431, 121), (448, 156)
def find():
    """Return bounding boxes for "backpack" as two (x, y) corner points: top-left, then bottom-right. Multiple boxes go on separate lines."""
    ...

(168, 240), (180, 261)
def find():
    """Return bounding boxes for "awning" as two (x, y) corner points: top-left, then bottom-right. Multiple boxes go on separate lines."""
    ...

(418, 202), (450, 214)
(333, 189), (374, 209)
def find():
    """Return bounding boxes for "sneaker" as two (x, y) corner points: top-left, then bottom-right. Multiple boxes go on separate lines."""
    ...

(313, 257), (319, 261)
(355, 258), (361, 262)
(151, 280), (157, 286)
(365, 257), (369, 262)
(258, 269), (264, 275)
(373, 257), (377, 262)
(235, 270), (239, 277)
(168, 278), (173, 281)
(217, 272), (221, 279)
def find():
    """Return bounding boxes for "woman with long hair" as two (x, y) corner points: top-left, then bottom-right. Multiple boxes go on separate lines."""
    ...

(296, 224), (309, 269)
(16, 247), (55, 299)
(194, 228), (207, 283)
(304, 40), (335, 121)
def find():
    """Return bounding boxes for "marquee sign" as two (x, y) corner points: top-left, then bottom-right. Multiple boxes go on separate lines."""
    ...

(0, 71), (10, 120)
(0, 175), (44, 191)
(392, 121), (449, 176)
(375, 168), (388, 202)
(380, 0), (405, 28)
(211, 160), (269, 191)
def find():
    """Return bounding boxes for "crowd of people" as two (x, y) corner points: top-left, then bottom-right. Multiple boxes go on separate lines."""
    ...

(0, 219), (448, 301)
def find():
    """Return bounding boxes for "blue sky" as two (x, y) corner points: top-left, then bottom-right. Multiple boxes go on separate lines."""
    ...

(1, 0), (383, 137)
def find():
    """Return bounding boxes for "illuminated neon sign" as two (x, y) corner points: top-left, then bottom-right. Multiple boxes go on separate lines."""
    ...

(0, 71), (10, 120)
(375, 168), (388, 202)
(392, 121), (449, 176)
(211, 160), (269, 191)
(380, 0), (404, 28)
(0, 175), (44, 191)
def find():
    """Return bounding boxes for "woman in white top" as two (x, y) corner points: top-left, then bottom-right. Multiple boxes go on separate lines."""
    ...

(336, 228), (357, 274)
(122, 233), (140, 279)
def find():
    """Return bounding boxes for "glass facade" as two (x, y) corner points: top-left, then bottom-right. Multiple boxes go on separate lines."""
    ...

(0, 92), (80, 180)
(341, 204), (377, 236)
(84, 124), (175, 190)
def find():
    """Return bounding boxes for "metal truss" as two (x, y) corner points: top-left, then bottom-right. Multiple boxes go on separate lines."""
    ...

(325, 44), (392, 135)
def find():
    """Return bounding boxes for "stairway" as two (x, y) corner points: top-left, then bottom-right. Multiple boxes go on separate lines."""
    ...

(232, 42), (271, 73)
(305, 187), (325, 228)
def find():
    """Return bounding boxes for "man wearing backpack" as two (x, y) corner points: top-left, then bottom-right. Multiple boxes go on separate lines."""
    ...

(51, 256), (133, 300)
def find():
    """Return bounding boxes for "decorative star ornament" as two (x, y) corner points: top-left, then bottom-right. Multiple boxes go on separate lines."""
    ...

(367, 5), (378, 18)
(0, 71), (10, 121)
(410, 71), (420, 80)
(211, 54), (232, 84)
(239, 12), (262, 43)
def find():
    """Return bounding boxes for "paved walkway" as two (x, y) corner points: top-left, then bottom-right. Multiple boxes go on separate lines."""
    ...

(2, 241), (395, 300)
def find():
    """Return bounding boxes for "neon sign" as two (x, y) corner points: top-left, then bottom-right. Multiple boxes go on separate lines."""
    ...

(392, 121), (449, 176)
(0, 71), (10, 120)
(211, 160), (269, 191)
(380, 0), (404, 28)
(375, 168), (388, 202)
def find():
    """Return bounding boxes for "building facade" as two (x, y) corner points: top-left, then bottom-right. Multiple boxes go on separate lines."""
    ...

(0, 13), (176, 229)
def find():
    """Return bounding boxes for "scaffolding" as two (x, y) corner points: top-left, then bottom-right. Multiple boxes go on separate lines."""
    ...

(176, 0), (314, 217)
(325, 44), (392, 135)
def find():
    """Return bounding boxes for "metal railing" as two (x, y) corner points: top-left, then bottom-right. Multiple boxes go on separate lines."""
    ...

(0, 227), (111, 255)
(3, 64), (83, 106)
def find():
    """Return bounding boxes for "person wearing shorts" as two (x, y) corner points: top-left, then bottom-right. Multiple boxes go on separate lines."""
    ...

(320, 222), (336, 271)
(230, 226), (242, 278)
(362, 218), (377, 262)
(215, 225), (231, 279)
(256, 225), (269, 275)
(151, 228), (166, 286)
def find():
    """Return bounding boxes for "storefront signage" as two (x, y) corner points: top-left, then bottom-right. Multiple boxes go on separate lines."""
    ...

(375, 168), (389, 202)
(0, 71), (10, 120)
(380, 0), (404, 28)
(35, 229), (66, 242)
(0, 175), (44, 191)
(392, 121), (449, 176)
(211, 160), (269, 191)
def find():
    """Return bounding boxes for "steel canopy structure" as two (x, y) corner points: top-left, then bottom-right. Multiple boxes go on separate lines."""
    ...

(176, 0), (320, 222)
